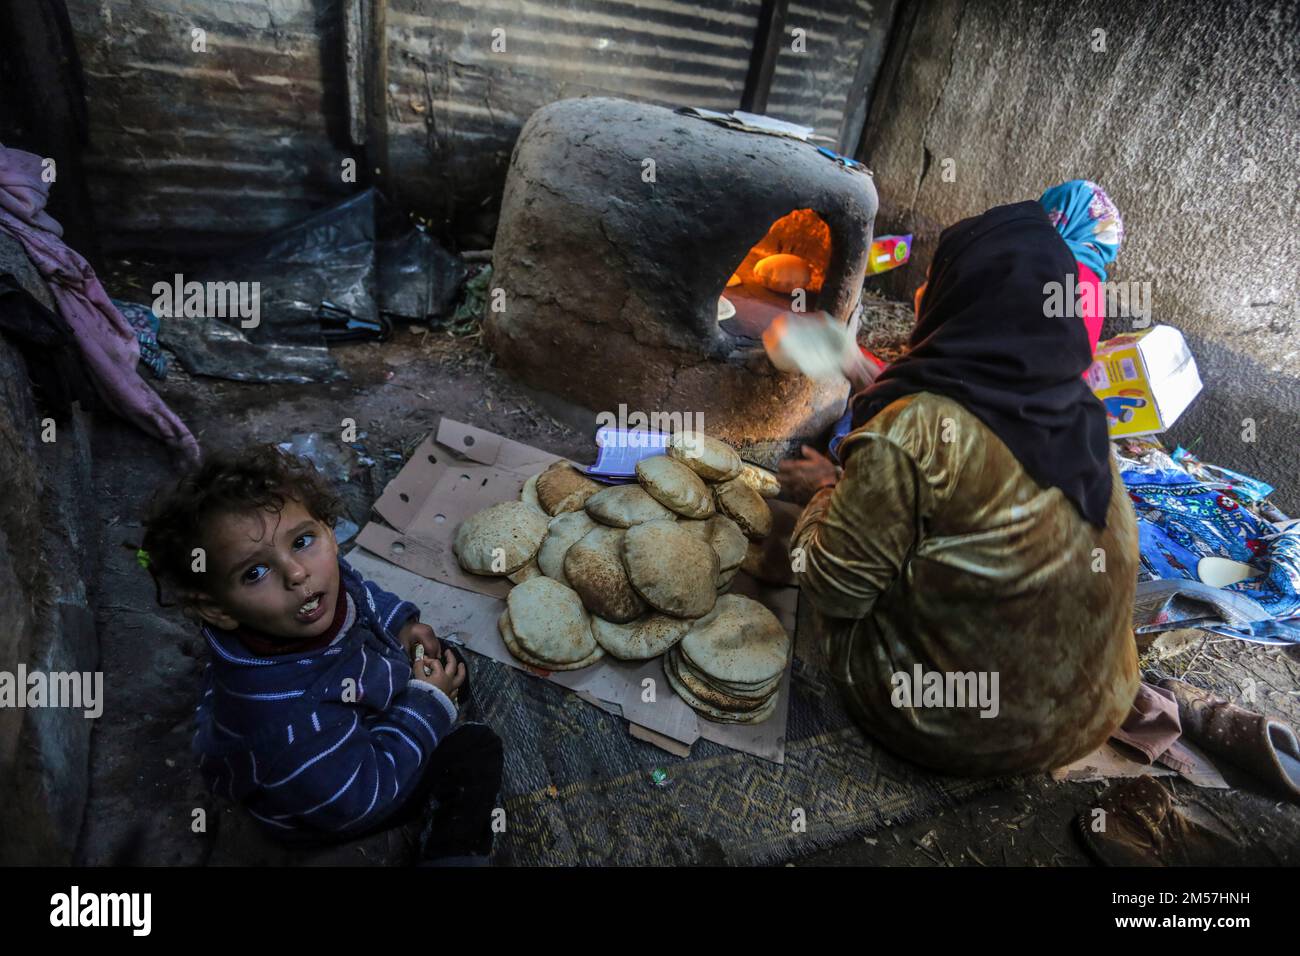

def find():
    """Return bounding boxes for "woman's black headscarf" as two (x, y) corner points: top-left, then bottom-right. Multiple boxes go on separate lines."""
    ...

(850, 200), (1112, 527)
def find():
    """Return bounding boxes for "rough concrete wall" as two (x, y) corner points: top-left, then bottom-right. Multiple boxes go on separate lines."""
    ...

(0, 240), (100, 862)
(861, 0), (1299, 511)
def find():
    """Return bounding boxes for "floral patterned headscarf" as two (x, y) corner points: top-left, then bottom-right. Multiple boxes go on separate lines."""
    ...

(1039, 179), (1124, 281)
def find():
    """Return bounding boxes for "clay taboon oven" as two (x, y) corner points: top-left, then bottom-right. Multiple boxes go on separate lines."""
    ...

(485, 97), (878, 455)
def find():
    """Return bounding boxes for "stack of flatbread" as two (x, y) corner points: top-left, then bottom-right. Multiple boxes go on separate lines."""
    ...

(453, 438), (789, 724)
(665, 595), (791, 724)
(498, 577), (603, 671)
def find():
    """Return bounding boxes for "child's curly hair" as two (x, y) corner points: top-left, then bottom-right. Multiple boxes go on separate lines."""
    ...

(139, 444), (344, 607)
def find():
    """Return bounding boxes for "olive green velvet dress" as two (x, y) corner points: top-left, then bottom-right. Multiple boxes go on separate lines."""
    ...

(792, 392), (1139, 776)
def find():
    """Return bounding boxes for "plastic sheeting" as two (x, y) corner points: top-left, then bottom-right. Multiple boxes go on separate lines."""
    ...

(160, 190), (470, 383)
(378, 226), (467, 323)
(160, 191), (379, 383)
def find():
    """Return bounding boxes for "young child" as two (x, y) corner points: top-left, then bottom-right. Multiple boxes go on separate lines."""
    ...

(141, 444), (502, 860)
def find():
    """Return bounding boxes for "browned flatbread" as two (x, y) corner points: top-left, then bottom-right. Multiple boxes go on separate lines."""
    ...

(675, 518), (712, 541)
(453, 501), (549, 575)
(636, 456), (714, 519)
(584, 483), (676, 527)
(666, 432), (742, 481)
(536, 461), (603, 515)
(674, 643), (782, 697)
(519, 473), (545, 513)
(505, 576), (597, 664)
(563, 526), (646, 623)
(678, 594), (789, 685)
(499, 610), (604, 671)
(590, 613), (690, 660)
(713, 477), (773, 540)
(707, 514), (748, 573)
(669, 649), (772, 711)
(735, 462), (781, 498)
(536, 511), (598, 585)
(507, 559), (542, 584)
(621, 518), (718, 619)
(664, 649), (780, 724)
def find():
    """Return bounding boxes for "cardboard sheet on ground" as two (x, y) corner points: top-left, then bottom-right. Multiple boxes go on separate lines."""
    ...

(354, 418), (799, 763)
(1053, 740), (1228, 789)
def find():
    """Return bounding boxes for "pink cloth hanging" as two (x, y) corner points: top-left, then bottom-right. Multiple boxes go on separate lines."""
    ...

(0, 145), (199, 464)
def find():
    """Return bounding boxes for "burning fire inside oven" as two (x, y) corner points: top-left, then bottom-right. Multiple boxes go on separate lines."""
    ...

(718, 208), (833, 338)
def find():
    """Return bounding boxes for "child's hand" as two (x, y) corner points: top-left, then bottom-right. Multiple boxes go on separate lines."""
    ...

(399, 621), (442, 660)
(412, 649), (466, 701)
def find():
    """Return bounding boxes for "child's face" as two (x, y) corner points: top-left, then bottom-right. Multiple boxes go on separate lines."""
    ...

(193, 497), (340, 640)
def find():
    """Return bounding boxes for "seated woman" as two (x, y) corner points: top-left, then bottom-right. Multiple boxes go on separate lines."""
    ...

(781, 187), (1137, 777)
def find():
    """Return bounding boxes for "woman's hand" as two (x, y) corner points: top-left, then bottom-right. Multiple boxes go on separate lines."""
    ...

(842, 347), (881, 393)
(778, 445), (841, 504)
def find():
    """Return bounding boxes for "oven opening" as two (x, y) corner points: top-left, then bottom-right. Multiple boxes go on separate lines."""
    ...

(717, 208), (832, 341)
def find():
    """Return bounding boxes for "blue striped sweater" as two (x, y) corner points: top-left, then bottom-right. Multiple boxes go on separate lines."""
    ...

(192, 557), (458, 839)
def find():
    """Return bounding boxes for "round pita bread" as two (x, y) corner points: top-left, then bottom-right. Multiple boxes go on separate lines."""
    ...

(622, 519), (718, 619)
(453, 501), (549, 575)
(673, 644), (782, 697)
(713, 477), (773, 539)
(679, 594), (789, 684)
(707, 514), (748, 573)
(536, 511), (598, 585)
(666, 432), (742, 481)
(669, 650), (774, 710)
(636, 455), (714, 518)
(675, 518), (712, 541)
(563, 526), (647, 623)
(536, 461), (603, 515)
(716, 565), (738, 591)
(507, 558), (542, 584)
(505, 576), (597, 664)
(499, 610), (604, 671)
(735, 462), (781, 498)
(664, 650), (779, 724)
(584, 483), (676, 527)
(590, 612), (690, 660)
(519, 473), (545, 512)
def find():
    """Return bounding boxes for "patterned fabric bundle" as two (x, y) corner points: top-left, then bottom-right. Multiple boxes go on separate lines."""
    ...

(1118, 447), (1300, 619)
(112, 299), (168, 379)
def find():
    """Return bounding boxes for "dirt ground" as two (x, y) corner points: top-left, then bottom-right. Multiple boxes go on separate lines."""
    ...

(76, 276), (1300, 866)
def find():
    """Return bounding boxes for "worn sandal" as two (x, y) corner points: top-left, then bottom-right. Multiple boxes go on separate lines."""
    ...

(1160, 678), (1300, 803)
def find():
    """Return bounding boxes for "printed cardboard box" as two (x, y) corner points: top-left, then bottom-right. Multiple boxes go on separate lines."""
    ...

(1086, 325), (1202, 437)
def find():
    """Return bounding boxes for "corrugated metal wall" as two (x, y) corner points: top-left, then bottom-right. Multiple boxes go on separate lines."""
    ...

(766, 0), (897, 154)
(62, 0), (894, 253)
(67, 0), (355, 254)
(386, 0), (764, 239)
